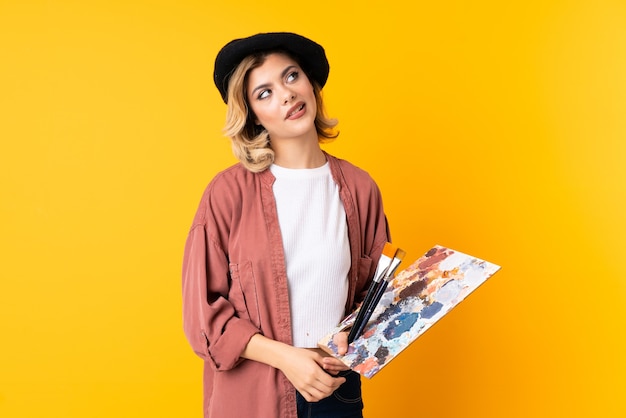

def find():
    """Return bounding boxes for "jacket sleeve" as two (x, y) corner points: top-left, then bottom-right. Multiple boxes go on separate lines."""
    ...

(182, 204), (260, 370)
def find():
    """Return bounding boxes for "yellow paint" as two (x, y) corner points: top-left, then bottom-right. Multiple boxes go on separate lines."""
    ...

(1, 0), (625, 416)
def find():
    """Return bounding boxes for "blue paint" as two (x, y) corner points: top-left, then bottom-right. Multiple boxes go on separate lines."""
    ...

(420, 301), (443, 319)
(382, 312), (420, 339)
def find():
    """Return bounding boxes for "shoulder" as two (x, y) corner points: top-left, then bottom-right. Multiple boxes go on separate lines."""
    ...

(192, 163), (262, 225)
(326, 153), (378, 189)
(202, 162), (269, 199)
(208, 163), (254, 188)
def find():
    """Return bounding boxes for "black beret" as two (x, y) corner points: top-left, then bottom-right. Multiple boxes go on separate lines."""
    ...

(213, 32), (329, 103)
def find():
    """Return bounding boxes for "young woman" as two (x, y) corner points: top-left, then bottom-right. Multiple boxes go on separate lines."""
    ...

(182, 32), (390, 418)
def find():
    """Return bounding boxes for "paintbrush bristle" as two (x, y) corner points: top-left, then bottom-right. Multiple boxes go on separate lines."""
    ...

(383, 242), (398, 258)
(394, 248), (407, 260)
(382, 242), (397, 258)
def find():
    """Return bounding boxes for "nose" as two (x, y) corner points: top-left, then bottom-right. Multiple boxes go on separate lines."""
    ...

(282, 88), (296, 104)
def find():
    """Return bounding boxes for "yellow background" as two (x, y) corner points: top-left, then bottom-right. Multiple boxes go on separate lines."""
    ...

(1, 0), (625, 417)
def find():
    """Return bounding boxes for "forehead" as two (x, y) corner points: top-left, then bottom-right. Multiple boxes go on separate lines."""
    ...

(247, 52), (301, 83)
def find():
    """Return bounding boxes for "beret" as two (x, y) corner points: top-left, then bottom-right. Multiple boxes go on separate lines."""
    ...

(213, 32), (329, 103)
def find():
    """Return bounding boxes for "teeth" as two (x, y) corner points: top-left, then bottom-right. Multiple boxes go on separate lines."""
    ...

(289, 104), (304, 117)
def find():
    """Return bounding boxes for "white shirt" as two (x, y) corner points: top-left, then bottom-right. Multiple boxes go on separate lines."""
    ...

(270, 162), (350, 347)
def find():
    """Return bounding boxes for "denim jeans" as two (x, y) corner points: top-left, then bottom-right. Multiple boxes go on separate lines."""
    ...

(296, 370), (363, 418)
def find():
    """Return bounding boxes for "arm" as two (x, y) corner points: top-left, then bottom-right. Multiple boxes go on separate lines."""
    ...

(182, 222), (259, 370)
(242, 334), (346, 402)
(183, 198), (346, 398)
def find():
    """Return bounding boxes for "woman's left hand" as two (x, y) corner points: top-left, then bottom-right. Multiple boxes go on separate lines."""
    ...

(320, 331), (351, 375)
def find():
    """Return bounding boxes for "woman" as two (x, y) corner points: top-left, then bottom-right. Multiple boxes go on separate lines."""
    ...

(182, 32), (390, 418)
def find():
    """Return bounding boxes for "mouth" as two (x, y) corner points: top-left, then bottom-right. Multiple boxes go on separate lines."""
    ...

(285, 102), (306, 119)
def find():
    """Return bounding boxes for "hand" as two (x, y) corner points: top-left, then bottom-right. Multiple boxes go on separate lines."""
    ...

(241, 334), (347, 402)
(276, 346), (346, 402)
(333, 331), (350, 355)
(321, 332), (351, 375)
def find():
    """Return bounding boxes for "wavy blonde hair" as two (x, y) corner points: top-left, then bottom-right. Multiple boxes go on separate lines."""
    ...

(223, 51), (338, 173)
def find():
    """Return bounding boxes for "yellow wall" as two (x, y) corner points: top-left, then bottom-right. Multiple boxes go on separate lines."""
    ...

(1, 0), (625, 417)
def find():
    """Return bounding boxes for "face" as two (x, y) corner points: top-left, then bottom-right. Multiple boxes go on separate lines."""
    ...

(246, 52), (318, 142)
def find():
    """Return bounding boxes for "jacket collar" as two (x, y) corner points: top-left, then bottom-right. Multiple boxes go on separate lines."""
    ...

(257, 151), (343, 190)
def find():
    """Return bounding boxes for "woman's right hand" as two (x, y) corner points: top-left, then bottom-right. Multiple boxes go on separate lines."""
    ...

(241, 334), (345, 402)
(275, 345), (346, 402)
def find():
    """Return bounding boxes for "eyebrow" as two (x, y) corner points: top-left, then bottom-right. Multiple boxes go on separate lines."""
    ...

(249, 65), (298, 97)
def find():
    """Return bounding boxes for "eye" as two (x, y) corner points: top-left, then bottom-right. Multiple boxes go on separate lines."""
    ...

(286, 71), (299, 83)
(257, 89), (271, 100)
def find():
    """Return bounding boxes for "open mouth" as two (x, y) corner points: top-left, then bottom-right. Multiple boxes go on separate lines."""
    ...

(286, 103), (305, 118)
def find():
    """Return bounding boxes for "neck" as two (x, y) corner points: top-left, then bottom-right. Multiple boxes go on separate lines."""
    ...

(271, 131), (326, 169)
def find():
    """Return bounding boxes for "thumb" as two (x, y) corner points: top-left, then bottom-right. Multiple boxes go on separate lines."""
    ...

(333, 331), (349, 356)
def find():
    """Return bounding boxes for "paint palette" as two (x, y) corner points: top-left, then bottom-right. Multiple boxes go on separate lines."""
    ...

(318, 245), (501, 378)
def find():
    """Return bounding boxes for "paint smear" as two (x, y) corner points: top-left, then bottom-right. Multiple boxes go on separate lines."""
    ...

(318, 245), (501, 378)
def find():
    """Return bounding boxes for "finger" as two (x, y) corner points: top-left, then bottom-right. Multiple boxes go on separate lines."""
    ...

(296, 375), (334, 402)
(322, 357), (349, 372)
(332, 331), (349, 355)
(301, 377), (344, 402)
(299, 389), (316, 403)
(323, 364), (348, 374)
(329, 376), (347, 392)
(322, 364), (341, 375)
(318, 374), (346, 392)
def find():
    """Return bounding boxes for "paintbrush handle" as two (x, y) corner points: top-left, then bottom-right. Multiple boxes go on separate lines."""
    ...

(349, 280), (389, 343)
(347, 279), (382, 344)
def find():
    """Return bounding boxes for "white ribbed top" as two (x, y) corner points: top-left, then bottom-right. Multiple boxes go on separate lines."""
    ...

(270, 162), (350, 348)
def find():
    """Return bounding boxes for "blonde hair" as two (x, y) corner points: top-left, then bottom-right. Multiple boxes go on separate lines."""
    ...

(223, 51), (338, 173)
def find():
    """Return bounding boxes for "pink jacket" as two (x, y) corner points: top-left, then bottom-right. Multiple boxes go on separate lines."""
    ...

(182, 153), (390, 418)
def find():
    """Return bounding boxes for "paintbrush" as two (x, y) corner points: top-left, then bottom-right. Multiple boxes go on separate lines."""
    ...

(348, 248), (406, 343)
(347, 242), (397, 344)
